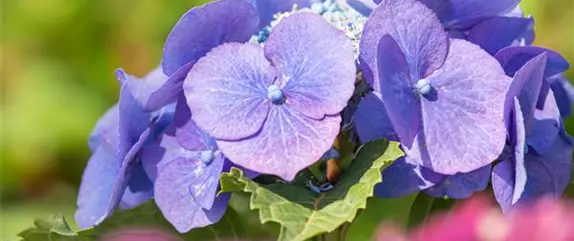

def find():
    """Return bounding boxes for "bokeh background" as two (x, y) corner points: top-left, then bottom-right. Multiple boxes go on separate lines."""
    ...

(1, 0), (573, 239)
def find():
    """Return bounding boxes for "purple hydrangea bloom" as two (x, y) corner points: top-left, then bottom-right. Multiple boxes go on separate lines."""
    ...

(76, 68), (174, 228)
(415, 0), (520, 29)
(490, 51), (572, 212)
(374, 158), (444, 198)
(145, 0), (324, 112)
(143, 0), (261, 111)
(354, 1), (532, 55)
(140, 97), (256, 232)
(356, 0), (510, 175)
(493, 91), (573, 212)
(184, 12), (355, 181)
(495, 46), (573, 119)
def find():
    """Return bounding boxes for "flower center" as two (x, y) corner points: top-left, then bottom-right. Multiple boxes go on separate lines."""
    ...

(200, 150), (215, 165)
(267, 84), (285, 105)
(416, 78), (433, 96)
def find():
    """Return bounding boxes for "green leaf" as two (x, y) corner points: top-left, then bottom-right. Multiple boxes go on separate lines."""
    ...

(407, 192), (434, 229)
(220, 140), (404, 241)
(346, 193), (418, 240)
(17, 200), (272, 241)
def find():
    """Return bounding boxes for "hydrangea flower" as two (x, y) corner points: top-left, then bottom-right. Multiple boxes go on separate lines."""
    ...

(76, 68), (174, 228)
(356, 0), (510, 175)
(184, 12), (355, 180)
(492, 91), (572, 212)
(144, 0), (323, 112)
(140, 97), (257, 232)
(375, 50), (573, 209)
(495, 46), (573, 118)
(355, 0), (533, 56)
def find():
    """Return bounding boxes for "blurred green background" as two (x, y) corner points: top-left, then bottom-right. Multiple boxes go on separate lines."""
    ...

(1, 0), (572, 239)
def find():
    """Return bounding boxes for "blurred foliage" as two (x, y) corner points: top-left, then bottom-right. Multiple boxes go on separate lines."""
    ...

(0, 0), (572, 240)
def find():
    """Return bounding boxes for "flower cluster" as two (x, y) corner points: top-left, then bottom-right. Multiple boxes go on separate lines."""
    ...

(76, 0), (573, 234)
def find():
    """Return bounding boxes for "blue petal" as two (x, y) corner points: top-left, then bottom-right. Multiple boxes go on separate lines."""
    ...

(403, 39), (509, 174)
(375, 157), (444, 198)
(118, 163), (154, 210)
(491, 160), (514, 212)
(376, 34), (421, 148)
(527, 89), (562, 155)
(249, 0), (321, 27)
(162, 0), (260, 76)
(492, 98), (527, 212)
(503, 53), (547, 133)
(155, 155), (231, 233)
(495, 46), (570, 79)
(359, 0), (449, 90)
(346, 0), (376, 16)
(522, 133), (573, 202)
(76, 75), (154, 228)
(354, 92), (395, 143)
(424, 165), (491, 199)
(418, 0), (520, 29)
(467, 16), (533, 55)
(548, 74), (574, 118)
(88, 105), (119, 151)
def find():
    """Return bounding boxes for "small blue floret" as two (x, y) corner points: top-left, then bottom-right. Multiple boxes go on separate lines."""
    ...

(200, 150), (215, 165)
(416, 78), (433, 96)
(267, 84), (285, 104)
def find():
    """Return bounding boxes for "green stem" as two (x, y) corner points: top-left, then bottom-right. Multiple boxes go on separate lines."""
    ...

(407, 192), (434, 229)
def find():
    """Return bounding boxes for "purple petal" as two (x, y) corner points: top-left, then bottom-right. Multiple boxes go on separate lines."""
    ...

(354, 92), (395, 143)
(527, 89), (561, 155)
(174, 99), (214, 152)
(418, 0), (520, 29)
(467, 17), (533, 56)
(548, 74), (574, 117)
(145, 62), (194, 112)
(184, 43), (274, 140)
(405, 39), (509, 174)
(377, 34), (421, 148)
(115, 68), (170, 112)
(118, 163), (154, 210)
(76, 78), (154, 228)
(491, 160), (514, 212)
(504, 53), (546, 133)
(264, 12), (355, 119)
(424, 165), (491, 199)
(359, 0), (448, 91)
(375, 157), (444, 198)
(492, 99), (530, 213)
(162, 0), (259, 76)
(146, 99), (223, 210)
(76, 135), (119, 228)
(250, 0), (318, 27)
(346, 0), (377, 16)
(495, 46), (570, 79)
(522, 134), (573, 202)
(217, 106), (340, 181)
(88, 105), (119, 151)
(511, 98), (527, 204)
(154, 156), (229, 233)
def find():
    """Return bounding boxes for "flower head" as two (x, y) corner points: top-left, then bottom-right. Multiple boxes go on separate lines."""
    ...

(76, 68), (173, 228)
(184, 12), (355, 180)
(356, 0), (510, 175)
